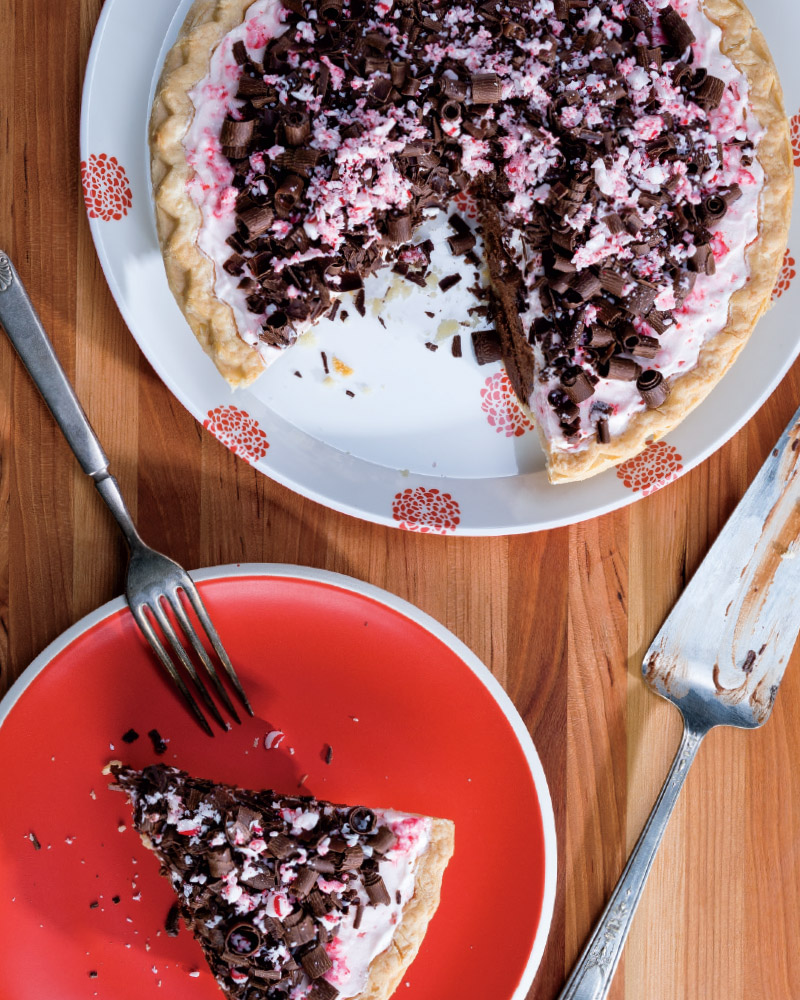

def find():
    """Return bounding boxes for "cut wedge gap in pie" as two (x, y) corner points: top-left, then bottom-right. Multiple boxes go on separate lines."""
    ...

(150, 0), (792, 482)
(106, 762), (454, 1000)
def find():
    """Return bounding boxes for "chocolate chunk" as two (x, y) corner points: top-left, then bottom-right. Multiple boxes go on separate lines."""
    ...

(121, 728), (139, 744)
(694, 75), (726, 109)
(571, 271), (601, 301)
(238, 204), (274, 240)
(659, 5), (696, 51)
(451, 334), (462, 358)
(221, 118), (254, 149)
(277, 148), (321, 177)
(309, 981), (340, 1000)
(363, 871), (391, 906)
(226, 922), (262, 956)
(561, 366), (595, 404)
(689, 244), (716, 276)
(207, 848), (234, 878)
(439, 273), (462, 292)
(699, 194), (727, 224)
(637, 369), (671, 407)
(285, 915), (317, 948)
(471, 329), (503, 365)
(447, 232), (476, 256)
(147, 729), (167, 755)
(301, 944), (333, 979)
(627, 281), (658, 316)
(370, 825), (397, 855)
(471, 72), (502, 103)
(633, 335), (660, 359)
(387, 213), (412, 243)
(599, 269), (626, 297)
(292, 866), (318, 897)
(347, 807), (376, 834)
(267, 833), (295, 859)
(275, 174), (305, 216)
(603, 213), (625, 235)
(601, 357), (642, 381)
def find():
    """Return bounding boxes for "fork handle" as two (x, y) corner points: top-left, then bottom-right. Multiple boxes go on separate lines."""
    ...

(556, 719), (707, 1000)
(0, 251), (109, 477)
(0, 250), (143, 548)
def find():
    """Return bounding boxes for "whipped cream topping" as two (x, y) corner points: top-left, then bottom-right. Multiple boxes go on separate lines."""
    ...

(181, 0), (765, 452)
(185, 0), (288, 361)
(323, 810), (432, 998)
(529, 0), (764, 452)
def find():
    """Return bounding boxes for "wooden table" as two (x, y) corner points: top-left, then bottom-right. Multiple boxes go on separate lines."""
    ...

(2, 3), (799, 997)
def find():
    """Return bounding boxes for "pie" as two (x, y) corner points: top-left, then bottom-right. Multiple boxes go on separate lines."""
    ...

(149, 0), (792, 482)
(106, 761), (454, 1000)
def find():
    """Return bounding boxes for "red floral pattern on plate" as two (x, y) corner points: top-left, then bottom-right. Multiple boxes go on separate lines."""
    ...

(480, 371), (535, 437)
(772, 249), (796, 301)
(616, 441), (683, 496)
(80, 153), (132, 221)
(392, 487), (461, 533)
(791, 112), (800, 167)
(203, 405), (270, 463)
(451, 191), (478, 220)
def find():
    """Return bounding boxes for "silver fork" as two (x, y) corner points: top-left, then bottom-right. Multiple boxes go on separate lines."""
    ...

(0, 250), (252, 736)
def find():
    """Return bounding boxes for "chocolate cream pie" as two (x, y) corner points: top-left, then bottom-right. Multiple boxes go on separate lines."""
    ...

(150, 0), (792, 482)
(106, 762), (454, 1000)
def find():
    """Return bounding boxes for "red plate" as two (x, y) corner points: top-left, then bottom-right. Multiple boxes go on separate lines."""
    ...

(0, 565), (555, 1000)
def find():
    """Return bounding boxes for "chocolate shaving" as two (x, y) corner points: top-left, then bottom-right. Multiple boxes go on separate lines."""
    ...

(637, 369), (671, 407)
(471, 329), (503, 365)
(301, 944), (333, 979)
(439, 273), (462, 292)
(659, 5), (696, 51)
(471, 72), (502, 103)
(451, 334), (462, 358)
(363, 871), (391, 906)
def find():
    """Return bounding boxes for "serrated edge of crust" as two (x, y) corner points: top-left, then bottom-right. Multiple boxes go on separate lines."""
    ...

(150, 0), (269, 388)
(544, 0), (793, 483)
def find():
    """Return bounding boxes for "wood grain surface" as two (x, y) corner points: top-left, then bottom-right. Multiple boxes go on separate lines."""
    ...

(1, 2), (799, 998)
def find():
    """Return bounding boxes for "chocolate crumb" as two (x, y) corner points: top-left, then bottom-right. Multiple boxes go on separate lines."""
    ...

(89, 900), (99, 909)
(742, 650), (757, 674)
(29, 831), (41, 850)
(147, 729), (167, 756)
(112, 895), (120, 905)
(321, 351), (330, 374)
(165, 902), (181, 937)
(451, 334), (462, 358)
(339, 310), (349, 322)
(354, 289), (366, 317)
(424, 342), (439, 352)
(439, 273), (462, 292)
(425, 310), (435, 318)
(121, 729), (139, 744)
(294, 370), (303, 378)
(88, 971), (98, 979)
(345, 390), (355, 397)
(324, 744), (333, 765)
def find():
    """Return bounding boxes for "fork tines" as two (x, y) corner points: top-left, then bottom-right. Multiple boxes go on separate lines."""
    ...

(131, 580), (252, 736)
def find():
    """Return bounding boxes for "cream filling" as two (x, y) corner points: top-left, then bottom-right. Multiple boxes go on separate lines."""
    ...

(322, 811), (432, 999)
(182, 0), (765, 450)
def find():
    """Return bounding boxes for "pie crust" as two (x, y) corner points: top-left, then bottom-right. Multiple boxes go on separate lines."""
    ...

(106, 760), (455, 1000)
(150, 0), (793, 481)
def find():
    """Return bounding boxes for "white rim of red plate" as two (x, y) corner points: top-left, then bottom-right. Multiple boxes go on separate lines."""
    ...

(0, 563), (557, 998)
(79, 0), (800, 535)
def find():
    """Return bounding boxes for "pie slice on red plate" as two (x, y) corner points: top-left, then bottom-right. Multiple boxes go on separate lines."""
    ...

(106, 762), (454, 1000)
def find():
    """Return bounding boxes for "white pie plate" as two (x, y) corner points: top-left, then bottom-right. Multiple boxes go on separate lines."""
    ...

(80, 0), (800, 535)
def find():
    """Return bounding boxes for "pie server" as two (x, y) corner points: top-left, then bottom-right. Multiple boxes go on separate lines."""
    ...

(558, 404), (800, 1000)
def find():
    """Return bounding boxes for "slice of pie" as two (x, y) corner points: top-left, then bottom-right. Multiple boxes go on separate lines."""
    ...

(106, 762), (454, 1000)
(149, 0), (792, 482)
